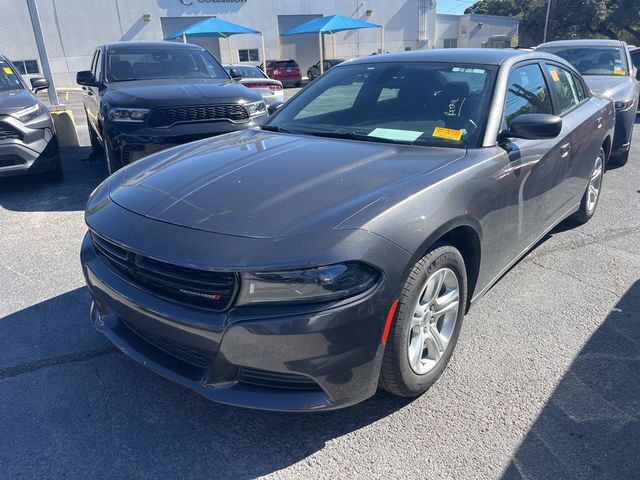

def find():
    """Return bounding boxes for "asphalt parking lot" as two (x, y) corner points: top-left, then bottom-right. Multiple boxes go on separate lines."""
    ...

(0, 111), (638, 479)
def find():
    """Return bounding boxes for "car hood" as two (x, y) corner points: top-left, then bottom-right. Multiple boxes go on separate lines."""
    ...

(0, 88), (37, 115)
(103, 78), (261, 107)
(583, 75), (638, 100)
(108, 129), (466, 238)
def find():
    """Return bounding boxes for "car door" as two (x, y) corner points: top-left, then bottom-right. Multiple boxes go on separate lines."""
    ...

(498, 62), (571, 261)
(543, 62), (603, 207)
(84, 48), (102, 136)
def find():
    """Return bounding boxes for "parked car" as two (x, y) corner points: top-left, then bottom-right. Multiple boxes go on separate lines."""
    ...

(223, 64), (284, 106)
(0, 54), (61, 179)
(307, 58), (346, 81)
(82, 49), (614, 412)
(260, 59), (302, 87)
(537, 39), (639, 166)
(77, 41), (268, 174)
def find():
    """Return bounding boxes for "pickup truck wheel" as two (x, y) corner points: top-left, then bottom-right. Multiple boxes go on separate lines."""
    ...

(380, 244), (467, 397)
(571, 148), (604, 224)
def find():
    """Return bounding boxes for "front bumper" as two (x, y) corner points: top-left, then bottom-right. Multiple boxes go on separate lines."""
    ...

(0, 114), (59, 177)
(106, 114), (268, 166)
(80, 204), (410, 411)
(611, 105), (636, 155)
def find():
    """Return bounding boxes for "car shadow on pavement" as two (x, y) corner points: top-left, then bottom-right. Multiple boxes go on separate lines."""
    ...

(0, 287), (414, 479)
(0, 147), (107, 212)
(502, 280), (640, 479)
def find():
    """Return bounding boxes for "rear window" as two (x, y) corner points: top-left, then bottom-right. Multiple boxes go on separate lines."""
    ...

(274, 60), (298, 68)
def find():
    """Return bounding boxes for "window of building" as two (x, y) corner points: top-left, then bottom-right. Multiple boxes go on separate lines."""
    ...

(238, 49), (260, 62)
(10, 60), (40, 75)
(460, 26), (467, 35)
(404, 46), (412, 51)
(503, 64), (553, 128)
(444, 39), (458, 49)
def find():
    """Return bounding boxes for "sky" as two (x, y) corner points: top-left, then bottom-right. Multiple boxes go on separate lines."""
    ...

(437, 0), (478, 15)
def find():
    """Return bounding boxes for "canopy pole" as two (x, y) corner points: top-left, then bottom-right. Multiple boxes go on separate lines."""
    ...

(182, 33), (187, 44)
(319, 31), (324, 75)
(380, 27), (384, 54)
(260, 33), (267, 73)
(331, 32), (336, 58)
(226, 35), (233, 63)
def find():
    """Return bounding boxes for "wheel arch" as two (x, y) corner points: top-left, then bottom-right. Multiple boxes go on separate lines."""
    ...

(602, 135), (612, 162)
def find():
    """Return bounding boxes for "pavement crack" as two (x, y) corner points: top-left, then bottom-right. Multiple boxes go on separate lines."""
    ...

(528, 259), (622, 299)
(0, 346), (118, 380)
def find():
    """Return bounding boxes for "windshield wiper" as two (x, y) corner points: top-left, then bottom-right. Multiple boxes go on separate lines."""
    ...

(303, 130), (414, 145)
(260, 125), (301, 134)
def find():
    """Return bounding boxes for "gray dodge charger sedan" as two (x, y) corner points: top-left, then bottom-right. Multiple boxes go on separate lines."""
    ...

(81, 49), (614, 411)
(537, 39), (639, 166)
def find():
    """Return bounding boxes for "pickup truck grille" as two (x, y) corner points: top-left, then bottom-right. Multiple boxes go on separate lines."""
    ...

(91, 232), (238, 311)
(147, 104), (250, 128)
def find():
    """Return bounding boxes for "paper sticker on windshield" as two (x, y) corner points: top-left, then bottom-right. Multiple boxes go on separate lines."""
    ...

(368, 128), (422, 142)
(549, 69), (560, 82)
(613, 69), (625, 75)
(432, 127), (463, 141)
(2, 67), (13, 75)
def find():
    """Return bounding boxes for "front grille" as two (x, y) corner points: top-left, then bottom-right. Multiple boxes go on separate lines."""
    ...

(147, 104), (250, 128)
(91, 232), (238, 311)
(0, 122), (22, 141)
(123, 320), (212, 368)
(238, 368), (322, 391)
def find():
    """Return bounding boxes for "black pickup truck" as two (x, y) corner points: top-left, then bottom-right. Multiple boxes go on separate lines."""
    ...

(77, 41), (268, 173)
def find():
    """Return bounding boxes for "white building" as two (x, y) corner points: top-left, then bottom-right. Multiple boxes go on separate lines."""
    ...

(0, 0), (519, 87)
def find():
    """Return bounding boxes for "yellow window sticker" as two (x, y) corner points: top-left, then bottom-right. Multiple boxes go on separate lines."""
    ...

(613, 69), (625, 75)
(432, 127), (463, 141)
(3, 67), (13, 74)
(549, 69), (560, 82)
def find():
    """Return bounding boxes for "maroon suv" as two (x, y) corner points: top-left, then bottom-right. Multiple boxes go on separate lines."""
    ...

(262, 59), (302, 87)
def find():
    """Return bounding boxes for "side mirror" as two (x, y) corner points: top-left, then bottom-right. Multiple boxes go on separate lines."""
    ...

(76, 70), (99, 87)
(267, 102), (284, 115)
(30, 77), (49, 93)
(229, 68), (242, 81)
(502, 113), (562, 140)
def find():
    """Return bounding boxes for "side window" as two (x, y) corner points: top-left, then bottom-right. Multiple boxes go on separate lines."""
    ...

(92, 49), (102, 82)
(503, 64), (553, 128)
(572, 73), (587, 101)
(545, 64), (580, 113)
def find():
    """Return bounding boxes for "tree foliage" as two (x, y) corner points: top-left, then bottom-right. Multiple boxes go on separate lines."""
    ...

(465, 0), (640, 46)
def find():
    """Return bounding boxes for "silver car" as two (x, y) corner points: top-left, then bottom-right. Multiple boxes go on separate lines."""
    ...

(224, 64), (285, 107)
(0, 54), (61, 179)
(537, 39), (639, 166)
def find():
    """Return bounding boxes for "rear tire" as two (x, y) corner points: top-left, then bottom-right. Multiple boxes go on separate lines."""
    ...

(380, 244), (467, 397)
(571, 147), (604, 224)
(295, 80), (302, 88)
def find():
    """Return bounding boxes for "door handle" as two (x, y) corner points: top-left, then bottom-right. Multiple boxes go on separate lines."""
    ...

(87, 90), (94, 96)
(595, 116), (602, 129)
(561, 143), (570, 158)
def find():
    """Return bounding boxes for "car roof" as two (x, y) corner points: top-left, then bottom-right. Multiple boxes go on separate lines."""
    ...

(223, 64), (261, 68)
(104, 41), (204, 50)
(346, 48), (558, 66)
(537, 39), (625, 48)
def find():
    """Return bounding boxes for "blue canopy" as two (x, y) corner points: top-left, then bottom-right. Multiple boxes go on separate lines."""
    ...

(280, 15), (380, 36)
(165, 17), (260, 39)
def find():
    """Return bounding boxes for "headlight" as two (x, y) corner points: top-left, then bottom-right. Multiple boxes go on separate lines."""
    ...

(10, 102), (48, 123)
(614, 99), (634, 110)
(244, 100), (267, 117)
(236, 262), (380, 305)
(108, 107), (150, 123)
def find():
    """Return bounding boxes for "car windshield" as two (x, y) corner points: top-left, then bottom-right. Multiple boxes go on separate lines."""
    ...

(224, 65), (266, 79)
(0, 58), (24, 92)
(264, 62), (496, 148)
(105, 48), (228, 82)
(539, 46), (629, 76)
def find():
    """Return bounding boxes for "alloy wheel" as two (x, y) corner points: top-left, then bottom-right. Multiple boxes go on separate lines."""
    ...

(586, 152), (603, 214)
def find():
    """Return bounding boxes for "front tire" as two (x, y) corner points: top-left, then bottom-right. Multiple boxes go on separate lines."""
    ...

(571, 147), (604, 224)
(102, 130), (122, 175)
(380, 244), (467, 397)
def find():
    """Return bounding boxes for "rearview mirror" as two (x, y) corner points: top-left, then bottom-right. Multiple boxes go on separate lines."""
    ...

(76, 70), (99, 87)
(30, 77), (49, 93)
(503, 114), (562, 140)
(229, 68), (242, 81)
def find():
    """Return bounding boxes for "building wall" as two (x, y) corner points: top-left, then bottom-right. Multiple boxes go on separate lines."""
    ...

(0, 1), (517, 88)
